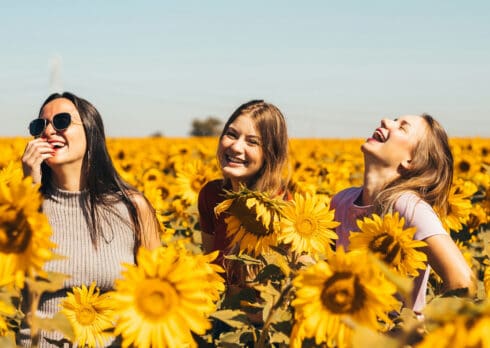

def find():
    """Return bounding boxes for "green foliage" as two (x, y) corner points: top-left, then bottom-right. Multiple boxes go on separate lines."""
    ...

(202, 248), (296, 347)
(190, 116), (223, 136)
(20, 272), (74, 343)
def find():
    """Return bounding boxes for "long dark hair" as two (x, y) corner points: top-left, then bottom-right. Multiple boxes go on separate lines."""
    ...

(39, 92), (146, 254)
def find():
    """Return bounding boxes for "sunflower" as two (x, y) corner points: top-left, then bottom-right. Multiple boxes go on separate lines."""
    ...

(291, 248), (400, 348)
(279, 192), (339, 258)
(437, 179), (477, 233)
(484, 260), (490, 298)
(60, 282), (114, 347)
(350, 212), (427, 277)
(416, 317), (468, 348)
(215, 186), (286, 256)
(454, 153), (481, 179)
(466, 203), (488, 233)
(483, 185), (490, 217)
(142, 185), (174, 242)
(0, 296), (16, 338)
(0, 161), (22, 183)
(0, 253), (24, 289)
(0, 168), (56, 283)
(465, 310), (490, 348)
(140, 167), (167, 188)
(109, 245), (224, 348)
(418, 299), (490, 348)
(174, 160), (217, 205)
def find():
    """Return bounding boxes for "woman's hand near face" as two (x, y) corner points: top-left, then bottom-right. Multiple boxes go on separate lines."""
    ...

(21, 138), (54, 184)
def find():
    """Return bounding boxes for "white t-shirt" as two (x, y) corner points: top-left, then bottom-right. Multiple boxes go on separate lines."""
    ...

(331, 187), (447, 313)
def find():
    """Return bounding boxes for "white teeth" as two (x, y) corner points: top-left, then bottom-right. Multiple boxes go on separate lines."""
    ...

(373, 131), (385, 142)
(51, 142), (65, 148)
(226, 155), (246, 164)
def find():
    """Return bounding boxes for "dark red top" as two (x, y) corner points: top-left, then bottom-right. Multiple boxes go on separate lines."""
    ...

(198, 179), (233, 265)
(198, 179), (292, 264)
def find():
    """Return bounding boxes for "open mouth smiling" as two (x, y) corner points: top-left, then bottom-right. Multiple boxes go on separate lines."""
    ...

(372, 129), (387, 142)
(225, 154), (247, 165)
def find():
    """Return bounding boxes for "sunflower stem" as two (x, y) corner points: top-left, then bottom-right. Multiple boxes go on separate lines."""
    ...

(27, 287), (41, 348)
(254, 283), (292, 348)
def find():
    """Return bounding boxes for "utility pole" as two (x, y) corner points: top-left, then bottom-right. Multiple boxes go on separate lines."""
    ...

(49, 55), (63, 93)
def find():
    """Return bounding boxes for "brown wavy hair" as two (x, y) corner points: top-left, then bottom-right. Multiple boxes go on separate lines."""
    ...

(375, 114), (453, 216)
(218, 100), (290, 195)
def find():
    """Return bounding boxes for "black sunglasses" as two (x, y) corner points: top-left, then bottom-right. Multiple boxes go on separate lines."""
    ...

(29, 113), (81, 137)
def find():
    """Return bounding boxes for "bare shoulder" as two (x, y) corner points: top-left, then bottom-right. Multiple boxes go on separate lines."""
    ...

(126, 190), (161, 249)
(126, 190), (154, 214)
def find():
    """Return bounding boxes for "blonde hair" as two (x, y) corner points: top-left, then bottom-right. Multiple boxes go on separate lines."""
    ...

(219, 100), (290, 195)
(375, 114), (453, 216)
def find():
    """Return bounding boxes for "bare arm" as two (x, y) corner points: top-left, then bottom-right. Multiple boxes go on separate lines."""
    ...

(423, 234), (475, 295)
(395, 193), (476, 296)
(131, 192), (161, 250)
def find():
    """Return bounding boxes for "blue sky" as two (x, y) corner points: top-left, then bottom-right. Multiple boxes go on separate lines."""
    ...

(1, 1), (489, 138)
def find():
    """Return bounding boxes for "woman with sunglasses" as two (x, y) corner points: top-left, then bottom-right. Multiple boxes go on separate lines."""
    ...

(330, 114), (474, 315)
(19, 92), (161, 347)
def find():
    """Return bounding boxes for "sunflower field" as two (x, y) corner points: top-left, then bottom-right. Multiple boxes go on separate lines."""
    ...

(1, 136), (489, 347)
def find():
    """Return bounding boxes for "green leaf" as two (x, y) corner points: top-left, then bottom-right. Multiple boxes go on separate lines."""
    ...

(369, 253), (413, 306)
(256, 282), (281, 321)
(423, 296), (468, 322)
(0, 290), (16, 309)
(480, 231), (490, 258)
(223, 286), (259, 309)
(0, 337), (16, 348)
(262, 251), (291, 278)
(217, 327), (256, 346)
(31, 312), (74, 340)
(210, 309), (250, 329)
(269, 307), (293, 325)
(25, 272), (70, 295)
(225, 253), (262, 265)
(255, 264), (285, 283)
(269, 330), (290, 344)
(351, 323), (399, 348)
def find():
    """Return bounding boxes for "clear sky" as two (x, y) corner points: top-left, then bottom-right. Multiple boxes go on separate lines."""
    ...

(1, 1), (489, 138)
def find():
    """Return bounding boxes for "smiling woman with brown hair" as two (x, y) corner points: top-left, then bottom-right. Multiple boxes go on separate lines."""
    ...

(198, 99), (290, 262)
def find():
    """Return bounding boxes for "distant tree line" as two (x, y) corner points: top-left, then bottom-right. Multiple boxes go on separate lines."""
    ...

(190, 116), (223, 136)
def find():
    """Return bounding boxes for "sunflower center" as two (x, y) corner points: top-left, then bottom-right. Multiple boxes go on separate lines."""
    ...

(160, 187), (170, 199)
(295, 217), (317, 236)
(136, 279), (177, 321)
(76, 305), (97, 325)
(458, 160), (470, 172)
(321, 272), (365, 314)
(0, 209), (32, 253)
(368, 233), (401, 265)
(467, 214), (479, 230)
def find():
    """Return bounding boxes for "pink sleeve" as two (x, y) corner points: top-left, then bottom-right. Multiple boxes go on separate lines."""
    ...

(394, 193), (447, 241)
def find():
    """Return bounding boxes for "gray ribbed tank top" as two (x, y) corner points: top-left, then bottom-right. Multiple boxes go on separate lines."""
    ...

(19, 187), (136, 347)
